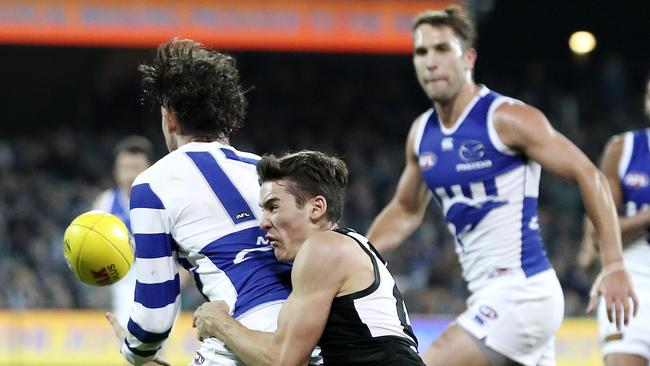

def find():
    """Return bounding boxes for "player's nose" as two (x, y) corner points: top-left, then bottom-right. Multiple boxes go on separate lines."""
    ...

(259, 216), (272, 231)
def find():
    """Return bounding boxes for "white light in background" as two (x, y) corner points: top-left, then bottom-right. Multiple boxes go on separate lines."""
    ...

(569, 31), (597, 55)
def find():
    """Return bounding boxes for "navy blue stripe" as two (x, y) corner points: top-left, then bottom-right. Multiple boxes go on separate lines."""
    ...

(134, 233), (173, 259)
(130, 183), (165, 209)
(444, 186), (454, 199)
(461, 184), (473, 199)
(127, 320), (171, 345)
(186, 151), (256, 224)
(520, 197), (551, 277)
(198, 226), (292, 317)
(484, 178), (498, 196)
(134, 273), (180, 309)
(221, 148), (259, 165)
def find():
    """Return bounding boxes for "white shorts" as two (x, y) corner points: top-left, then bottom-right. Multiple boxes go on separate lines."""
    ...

(597, 277), (650, 361)
(189, 301), (322, 366)
(457, 269), (564, 366)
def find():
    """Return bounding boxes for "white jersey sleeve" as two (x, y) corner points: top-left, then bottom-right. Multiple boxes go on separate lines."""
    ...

(120, 181), (180, 365)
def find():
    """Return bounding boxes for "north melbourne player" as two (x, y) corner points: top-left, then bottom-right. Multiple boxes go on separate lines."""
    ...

(193, 151), (424, 366)
(105, 38), (296, 366)
(580, 74), (650, 366)
(367, 6), (637, 366)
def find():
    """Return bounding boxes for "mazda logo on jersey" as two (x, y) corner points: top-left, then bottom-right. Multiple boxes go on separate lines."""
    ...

(459, 140), (485, 162)
(419, 152), (437, 170)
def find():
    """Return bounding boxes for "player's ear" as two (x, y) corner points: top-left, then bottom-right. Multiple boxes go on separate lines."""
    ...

(309, 195), (328, 222)
(464, 47), (477, 71)
(162, 107), (179, 134)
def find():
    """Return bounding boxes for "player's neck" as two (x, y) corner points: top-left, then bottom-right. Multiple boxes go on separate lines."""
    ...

(177, 134), (230, 147)
(434, 82), (479, 129)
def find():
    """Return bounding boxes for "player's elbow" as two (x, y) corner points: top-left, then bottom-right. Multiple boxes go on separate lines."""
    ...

(258, 349), (287, 366)
(574, 161), (604, 187)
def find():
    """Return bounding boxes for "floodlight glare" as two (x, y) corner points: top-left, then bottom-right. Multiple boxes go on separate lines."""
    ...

(569, 31), (597, 55)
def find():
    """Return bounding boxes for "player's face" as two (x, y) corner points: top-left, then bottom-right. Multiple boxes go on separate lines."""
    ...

(413, 24), (475, 103)
(259, 180), (313, 263)
(645, 79), (650, 120)
(114, 152), (149, 191)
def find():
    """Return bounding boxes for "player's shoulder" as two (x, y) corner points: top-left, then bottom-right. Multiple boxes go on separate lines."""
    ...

(493, 98), (540, 121)
(606, 132), (627, 147)
(406, 108), (434, 149)
(132, 152), (176, 186)
(298, 231), (356, 265)
(602, 131), (636, 159)
(226, 146), (262, 162)
(292, 231), (359, 285)
(412, 108), (434, 129)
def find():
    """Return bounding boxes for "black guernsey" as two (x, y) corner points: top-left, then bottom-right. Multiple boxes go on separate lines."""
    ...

(317, 228), (424, 366)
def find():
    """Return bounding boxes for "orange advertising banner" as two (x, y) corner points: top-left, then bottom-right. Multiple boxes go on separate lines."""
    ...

(0, 0), (455, 53)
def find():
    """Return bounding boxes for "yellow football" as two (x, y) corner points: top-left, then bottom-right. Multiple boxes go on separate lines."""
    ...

(63, 210), (134, 286)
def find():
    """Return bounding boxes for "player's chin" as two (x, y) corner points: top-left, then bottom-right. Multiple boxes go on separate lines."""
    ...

(274, 248), (294, 263)
(273, 247), (286, 261)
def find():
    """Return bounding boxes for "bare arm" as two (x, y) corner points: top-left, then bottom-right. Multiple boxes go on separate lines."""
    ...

(495, 102), (637, 328)
(367, 117), (432, 253)
(194, 235), (345, 366)
(495, 103), (623, 265)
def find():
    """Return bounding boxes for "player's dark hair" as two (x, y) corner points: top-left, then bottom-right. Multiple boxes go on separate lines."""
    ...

(139, 38), (247, 138)
(114, 135), (154, 162)
(413, 5), (477, 50)
(257, 150), (348, 224)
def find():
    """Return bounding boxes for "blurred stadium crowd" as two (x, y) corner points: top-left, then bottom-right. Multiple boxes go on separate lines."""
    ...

(0, 46), (647, 317)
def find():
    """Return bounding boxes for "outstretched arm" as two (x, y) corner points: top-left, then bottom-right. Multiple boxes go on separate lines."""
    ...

(116, 182), (180, 365)
(494, 102), (638, 329)
(194, 234), (345, 366)
(367, 117), (432, 253)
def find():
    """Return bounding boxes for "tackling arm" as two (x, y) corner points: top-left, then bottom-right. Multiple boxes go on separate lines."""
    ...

(194, 235), (345, 366)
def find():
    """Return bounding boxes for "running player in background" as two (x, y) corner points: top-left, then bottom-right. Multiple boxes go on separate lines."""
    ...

(367, 5), (638, 366)
(93, 135), (153, 328)
(579, 75), (650, 366)
(104, 38), (297, 366)
(193, 150), (424, 366)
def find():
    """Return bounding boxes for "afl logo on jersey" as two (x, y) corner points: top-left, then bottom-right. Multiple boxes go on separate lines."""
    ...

(459, 140), (485, 162)
(419, 152), (437, 170)
(624, 172), (649, 188)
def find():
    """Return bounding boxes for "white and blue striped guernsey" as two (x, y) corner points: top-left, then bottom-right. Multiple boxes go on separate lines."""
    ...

(121, 141), (292, 364)
(620, 129), (650, 221)
(414, 86), (551, 292)
(617, 129), (650, 278)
